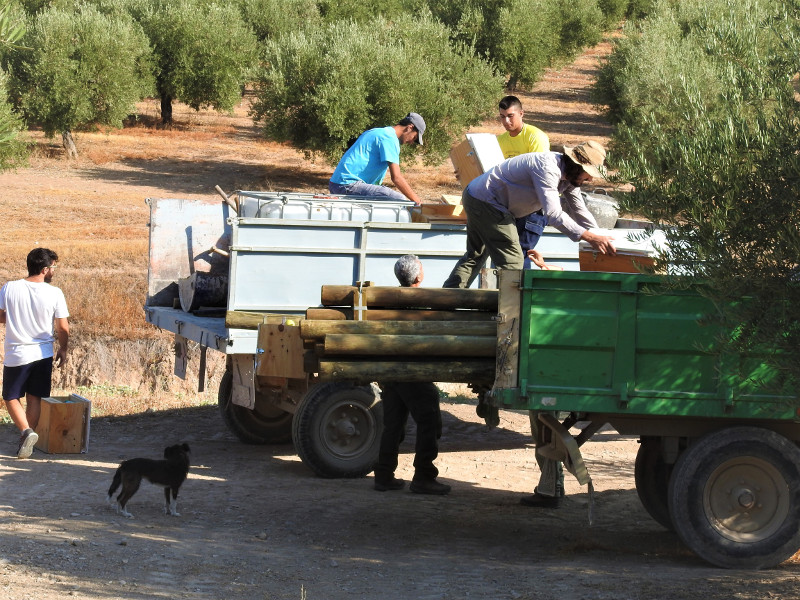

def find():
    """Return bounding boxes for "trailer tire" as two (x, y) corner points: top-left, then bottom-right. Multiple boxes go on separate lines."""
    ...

(292, 381), (383, 478)
(218, 370), (293, 445)
(668, 427), (800, 569)
(634, 437), (674, 531)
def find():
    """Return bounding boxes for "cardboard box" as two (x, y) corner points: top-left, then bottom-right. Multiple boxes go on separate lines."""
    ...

(35, 394), (91, 454)
(411, 195), (466, 223)
(449, 133), (505, 187)
(450, 139), (484, 187)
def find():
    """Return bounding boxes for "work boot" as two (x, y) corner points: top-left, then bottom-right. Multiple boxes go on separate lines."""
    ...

(410, 479), (451, 495)
(17, 429), (38, 459)
(519, 486), (564, 508)
(374, 477), (405, 492)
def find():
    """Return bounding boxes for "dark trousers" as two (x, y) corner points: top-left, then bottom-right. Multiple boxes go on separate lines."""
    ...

(375, 382), (441, 483)
(442, 189), (524, 288)
(515, 211), (549, 268)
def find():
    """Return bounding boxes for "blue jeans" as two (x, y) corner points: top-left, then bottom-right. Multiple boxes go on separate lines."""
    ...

(515, 211), (549, 269)
(329, 181), (409, 201)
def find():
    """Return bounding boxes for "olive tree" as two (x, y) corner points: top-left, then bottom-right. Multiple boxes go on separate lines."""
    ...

(135, 0), (256, 125)
(250, 11), (504, 163)
(12, 3), (153, 157)
(597, 0), (800, 377)
(0, 0), (28, 170)
(428, 0), (603, 89)
(235, 0), (320, 42)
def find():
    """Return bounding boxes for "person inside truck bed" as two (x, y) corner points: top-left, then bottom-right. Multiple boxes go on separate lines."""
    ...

(373, 254), (450, 496)
(328, 113), (426, 206)
(496, 95), (552, 270)
(442, 140), (616, 289)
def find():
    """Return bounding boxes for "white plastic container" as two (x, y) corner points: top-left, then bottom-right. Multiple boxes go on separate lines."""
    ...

(237, 192), (413, 223)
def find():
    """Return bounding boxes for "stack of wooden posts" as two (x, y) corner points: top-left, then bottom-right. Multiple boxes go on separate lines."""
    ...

(301, 285), (499, 384)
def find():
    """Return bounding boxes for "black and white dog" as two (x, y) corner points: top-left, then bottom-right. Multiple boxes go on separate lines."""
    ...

(107, 443), (191, 518)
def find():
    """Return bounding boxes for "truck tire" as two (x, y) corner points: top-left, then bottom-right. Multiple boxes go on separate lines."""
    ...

(634, 437), (674, 531)
(218, 370), (293, 444)
(668, 426), (800, 569)
(292, 381), (383, 478)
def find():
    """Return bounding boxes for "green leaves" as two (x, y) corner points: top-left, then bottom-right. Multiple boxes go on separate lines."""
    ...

(13, 3), (154, 139)
(139, 0), (256, 120)
(250, 13), (503, 164)
(598, 0), (800, 377)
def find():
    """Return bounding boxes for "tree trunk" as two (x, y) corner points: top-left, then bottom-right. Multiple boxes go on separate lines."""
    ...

(62, 131), (78, 159)
(160, 93), (173, 126)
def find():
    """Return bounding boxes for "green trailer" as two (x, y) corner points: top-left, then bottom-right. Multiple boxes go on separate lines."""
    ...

(490, 269), (800, 569)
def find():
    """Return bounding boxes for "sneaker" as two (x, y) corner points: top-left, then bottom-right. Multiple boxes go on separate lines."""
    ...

(374, 477), (405, 492)
(519, 491), (561, 508)
(17, 429), (39, 459)
(410, 479), (451, 495)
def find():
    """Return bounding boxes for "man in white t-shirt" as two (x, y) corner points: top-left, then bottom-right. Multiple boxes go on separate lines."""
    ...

(0, 248), (70, 458)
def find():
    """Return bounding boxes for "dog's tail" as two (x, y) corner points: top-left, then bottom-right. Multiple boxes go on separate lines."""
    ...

(107, 467), (122, 502)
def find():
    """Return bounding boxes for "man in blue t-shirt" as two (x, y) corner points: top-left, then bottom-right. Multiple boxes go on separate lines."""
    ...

(329, 113), (426, 205)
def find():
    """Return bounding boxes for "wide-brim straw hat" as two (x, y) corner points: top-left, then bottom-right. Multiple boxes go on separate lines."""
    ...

(563, 140), (607, 179)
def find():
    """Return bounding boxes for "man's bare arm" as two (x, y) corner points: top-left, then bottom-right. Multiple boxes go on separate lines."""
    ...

(388, 163), (422, 205)
(54, 317), (69, 366)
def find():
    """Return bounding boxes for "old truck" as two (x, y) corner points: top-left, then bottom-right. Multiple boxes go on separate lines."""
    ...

(145, 189), (648, 472)
(145, 190), (800, 569)
(145, 188), (629, 461)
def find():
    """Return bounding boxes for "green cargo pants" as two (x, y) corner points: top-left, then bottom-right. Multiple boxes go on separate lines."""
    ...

(442, 189), (524, 289)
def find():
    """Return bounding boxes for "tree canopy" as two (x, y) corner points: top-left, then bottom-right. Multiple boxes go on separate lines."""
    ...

(250, 12), (504, 164)
(595, 0), (800, 377)
(11, 2), (153, 156)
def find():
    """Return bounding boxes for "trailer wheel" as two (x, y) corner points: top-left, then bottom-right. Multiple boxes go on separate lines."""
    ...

(292, 381), (382, 478)
(634, 437), (674, 531)
(668, 427), (800, 569)
(218, 370), (293, 444)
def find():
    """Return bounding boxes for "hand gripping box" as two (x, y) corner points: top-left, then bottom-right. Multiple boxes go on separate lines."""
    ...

(35, 394), (91, 454)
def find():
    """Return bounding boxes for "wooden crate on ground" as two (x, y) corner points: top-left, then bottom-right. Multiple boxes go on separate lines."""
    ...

(35, 394), (91, 454)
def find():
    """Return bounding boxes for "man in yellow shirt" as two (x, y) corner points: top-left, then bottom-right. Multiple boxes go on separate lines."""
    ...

(497, 96), (551, 269)
(497, 95), (549, 158)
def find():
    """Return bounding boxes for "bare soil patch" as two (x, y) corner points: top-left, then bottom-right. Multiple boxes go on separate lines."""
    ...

(1, 36), (799, 599)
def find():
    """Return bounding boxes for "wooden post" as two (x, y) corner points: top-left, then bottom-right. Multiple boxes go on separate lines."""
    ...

(300, 319), (496, 340)
(318, 359), (495, 383)
(320, 285), (498, 311)
(305, 308), (496, 322)
(322, 334), (496, 357)
(494, 269), (522, 392)
(226, 311), (302, 330)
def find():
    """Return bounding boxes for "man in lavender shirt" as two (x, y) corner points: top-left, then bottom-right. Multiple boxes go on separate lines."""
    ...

(442, 140), (616, 289)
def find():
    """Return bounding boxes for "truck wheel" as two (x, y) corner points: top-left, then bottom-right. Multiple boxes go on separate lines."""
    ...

(218, 370), (293, 444)
(668, 427), (800, 569)
(292, 381), (383, 478)
(634, 437), (674, 531)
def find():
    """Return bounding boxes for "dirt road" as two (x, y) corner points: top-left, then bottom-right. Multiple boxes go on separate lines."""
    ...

(1, 35), (799, 599)
(2, 400), (799, 600)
